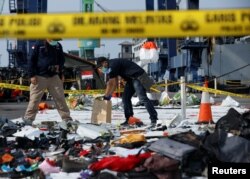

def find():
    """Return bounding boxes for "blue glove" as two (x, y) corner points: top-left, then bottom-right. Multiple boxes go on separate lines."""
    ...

(103, 95), (112, 100)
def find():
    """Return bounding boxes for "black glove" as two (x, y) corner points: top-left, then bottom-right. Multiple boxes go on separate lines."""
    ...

(103, 95), (112, 100)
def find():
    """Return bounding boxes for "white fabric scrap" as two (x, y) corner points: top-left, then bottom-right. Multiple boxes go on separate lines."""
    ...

(13, 126), (47, 140)
(48, 172), (80, 179)
(109, 147), (144, 157)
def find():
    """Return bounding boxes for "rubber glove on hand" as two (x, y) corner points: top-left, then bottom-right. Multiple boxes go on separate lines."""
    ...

(103, 95), (112, 100)
(95, 95), (111, 101)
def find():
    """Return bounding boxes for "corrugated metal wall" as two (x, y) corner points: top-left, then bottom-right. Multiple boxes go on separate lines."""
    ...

(202, 43), (250, 84)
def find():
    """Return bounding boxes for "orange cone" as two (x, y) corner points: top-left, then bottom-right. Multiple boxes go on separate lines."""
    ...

(197, 81), (214, 124)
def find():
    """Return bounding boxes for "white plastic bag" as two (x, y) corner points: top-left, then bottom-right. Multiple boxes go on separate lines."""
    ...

(221, 96), (240, 107)
(76, 123), (111, 139)
(159, 91), (171, 106)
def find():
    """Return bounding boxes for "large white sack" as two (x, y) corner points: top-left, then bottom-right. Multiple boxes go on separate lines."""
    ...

(221, 96), (240, 107)
(139, 41), (159, 65)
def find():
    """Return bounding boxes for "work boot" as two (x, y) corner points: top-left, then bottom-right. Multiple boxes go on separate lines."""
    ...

(22, 118), (33, 126)
(145, 120), (157, 130)
(149, 123), (156, 129)
(59, 120), (71, 131)
(151, 119), (158, 126)
(59, 119), (78, 131)
(120, 120), (129, 126)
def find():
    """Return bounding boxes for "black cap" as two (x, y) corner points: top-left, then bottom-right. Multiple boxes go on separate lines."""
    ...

(96, 57), (108, 68)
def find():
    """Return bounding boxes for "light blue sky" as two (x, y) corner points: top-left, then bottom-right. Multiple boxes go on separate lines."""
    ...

(0, 0), (250, 66)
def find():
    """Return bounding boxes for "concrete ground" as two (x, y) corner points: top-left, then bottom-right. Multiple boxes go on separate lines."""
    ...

(0, 92), (249, 121)
(0, 100), (55, 120)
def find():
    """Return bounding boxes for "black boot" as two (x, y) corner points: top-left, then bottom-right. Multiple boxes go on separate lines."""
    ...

(120, 120), (129, 126)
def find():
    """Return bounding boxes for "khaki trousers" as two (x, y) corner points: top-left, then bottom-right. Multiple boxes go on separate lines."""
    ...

(24, 75), (71, 121)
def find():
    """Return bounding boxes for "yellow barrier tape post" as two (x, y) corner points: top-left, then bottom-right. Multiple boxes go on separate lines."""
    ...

(0, 9), (250, 39)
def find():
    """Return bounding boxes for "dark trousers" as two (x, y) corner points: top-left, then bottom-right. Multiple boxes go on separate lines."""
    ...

(122, 79), (158, 123)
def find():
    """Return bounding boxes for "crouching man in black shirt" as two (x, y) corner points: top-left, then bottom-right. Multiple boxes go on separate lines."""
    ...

(97, 57), (158, 126)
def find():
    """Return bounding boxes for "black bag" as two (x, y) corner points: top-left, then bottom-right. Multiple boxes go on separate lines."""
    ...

(168, 130), (204, 148)
(239, 110), (250, 139)
(215, 108), (241, 131)
(215, 108), (250, 139)
(0, 118), (18, 137)
(168, 131), (208, 176)
(204, 129), (250, 163)
(148, 137), (196, 161)
(137, 72), (155, 92)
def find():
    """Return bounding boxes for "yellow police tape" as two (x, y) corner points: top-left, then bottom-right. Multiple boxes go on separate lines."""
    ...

(0, 82), (105, 94)
(0, 9), (250, 39)
(157, 81), (181, 87)
(0, 83), (30, 91)
(187, 84), (250, 98)
(1, 82), (250, 98)
(0, 81), (159, 94)
(64, 89), (105, 95)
